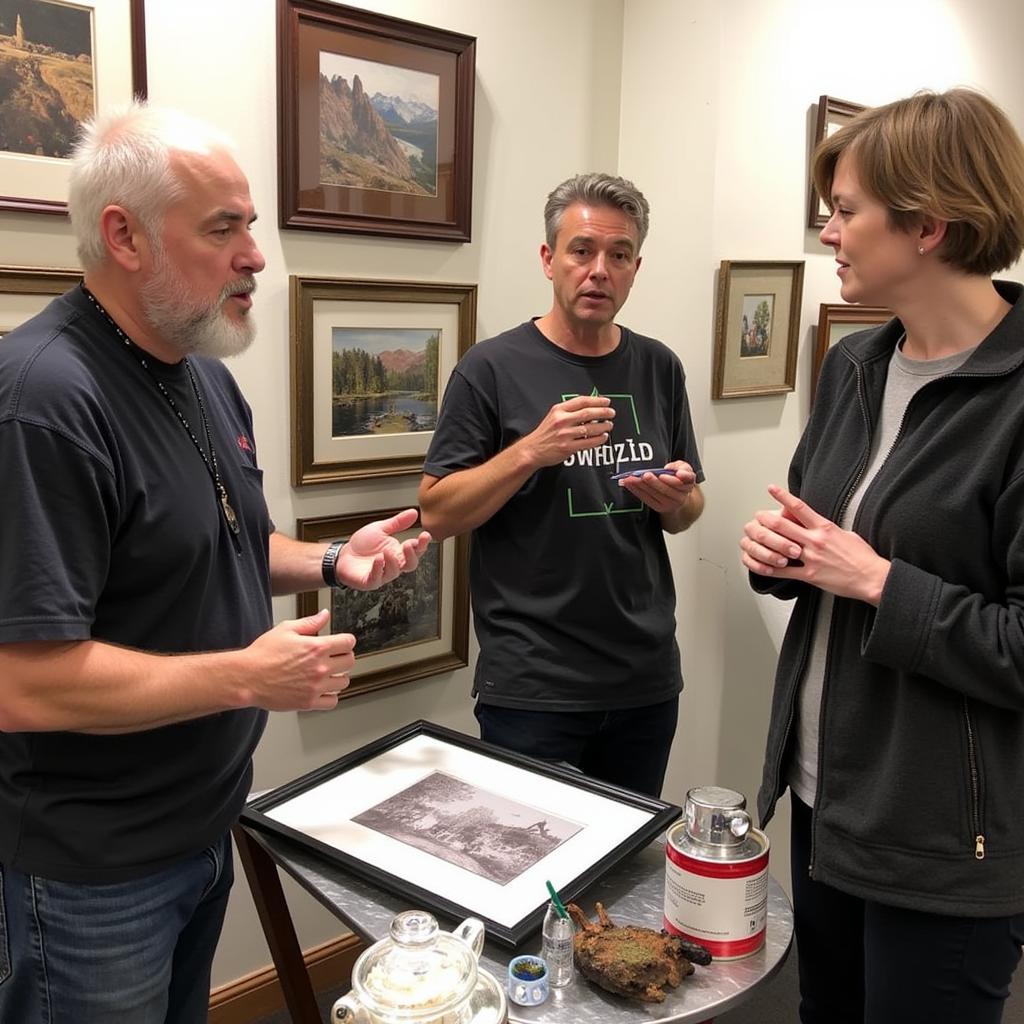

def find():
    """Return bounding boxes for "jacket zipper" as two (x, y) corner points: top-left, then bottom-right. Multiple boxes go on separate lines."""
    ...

(804, 350), (1004, 875)
(962, 697), (986, 860)
(807, 360), (873, 878)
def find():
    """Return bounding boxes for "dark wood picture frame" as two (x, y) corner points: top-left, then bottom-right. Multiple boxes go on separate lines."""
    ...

(806, 95), (866, 229)
(812, 303), (891, 400)
(0, 266), (83, 335)
(295, 508), (469, 697)
(277, 0), (475, 241)
(241, 721), (681, 947)
(0, 0), (147, 216)
(712, 260), (804, 399)
(290, 275), (477, 486)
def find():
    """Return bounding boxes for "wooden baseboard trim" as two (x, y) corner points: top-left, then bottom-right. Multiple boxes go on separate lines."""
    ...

(209, 932), (364, 1024)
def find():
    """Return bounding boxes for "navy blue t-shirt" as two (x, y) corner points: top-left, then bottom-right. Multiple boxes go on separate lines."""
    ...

(423, 320), (705, 711)
(0, 286), (271, 882)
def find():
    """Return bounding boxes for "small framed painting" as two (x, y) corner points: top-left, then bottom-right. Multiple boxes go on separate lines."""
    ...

(712, 260), (805, 399)
(0, 0), (147, 216)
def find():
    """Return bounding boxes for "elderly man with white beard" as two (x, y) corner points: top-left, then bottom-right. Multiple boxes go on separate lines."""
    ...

(0, 101), (430, 1024)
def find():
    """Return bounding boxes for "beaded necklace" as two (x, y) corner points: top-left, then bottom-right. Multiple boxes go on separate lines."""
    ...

(82, 285), (241, 536)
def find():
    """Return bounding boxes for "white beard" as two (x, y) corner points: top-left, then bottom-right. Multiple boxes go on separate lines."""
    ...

(140, 249), (257, 359)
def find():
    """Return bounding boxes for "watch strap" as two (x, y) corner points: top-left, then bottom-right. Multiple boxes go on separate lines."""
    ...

(321, 540), (344, 588)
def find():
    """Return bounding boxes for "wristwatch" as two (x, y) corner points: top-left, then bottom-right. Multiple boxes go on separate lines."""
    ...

(321, 540), (345, 588)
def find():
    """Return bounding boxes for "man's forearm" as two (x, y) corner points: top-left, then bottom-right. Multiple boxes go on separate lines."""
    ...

(268, 530), (326, 595)
(0, 639), (254, 734)
(419, 441), (540, 541)
(661, 484), (705, 535)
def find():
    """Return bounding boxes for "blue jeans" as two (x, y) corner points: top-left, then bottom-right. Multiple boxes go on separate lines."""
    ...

(790, 794), (1024, 1023)
(0, 832), (233, 1024)
(474, 696), (679, 797)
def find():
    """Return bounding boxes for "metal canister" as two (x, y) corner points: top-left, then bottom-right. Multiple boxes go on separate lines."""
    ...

(663, 786), (770, 960)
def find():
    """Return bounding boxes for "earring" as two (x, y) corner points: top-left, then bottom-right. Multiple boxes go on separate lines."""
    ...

(918, 246), (925, 255)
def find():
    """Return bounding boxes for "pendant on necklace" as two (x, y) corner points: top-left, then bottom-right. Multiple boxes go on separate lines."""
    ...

(218, 487), (241, 535)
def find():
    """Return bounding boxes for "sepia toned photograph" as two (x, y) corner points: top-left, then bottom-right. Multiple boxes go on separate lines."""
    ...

(353, 770), (582, 885)
(331, 325), (439, 440)
(244, 723), (681, 944)
(739, 293), (774, 358)
(319, 51), (438, 198)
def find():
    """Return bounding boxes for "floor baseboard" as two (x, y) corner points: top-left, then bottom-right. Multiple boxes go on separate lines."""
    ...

(209, 932), (364, 1024)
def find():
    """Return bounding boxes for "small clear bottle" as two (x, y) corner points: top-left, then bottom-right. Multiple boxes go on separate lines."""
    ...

(540, 901), (575, 987)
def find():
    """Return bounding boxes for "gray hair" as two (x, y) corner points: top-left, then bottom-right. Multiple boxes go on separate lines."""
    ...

(543, 172), (650, 250)
(68, 102), (235, 269)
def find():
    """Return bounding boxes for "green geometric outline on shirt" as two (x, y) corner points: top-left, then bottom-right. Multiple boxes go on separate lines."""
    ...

(561, 388), (641, 433)
(562, 388), (644, 517)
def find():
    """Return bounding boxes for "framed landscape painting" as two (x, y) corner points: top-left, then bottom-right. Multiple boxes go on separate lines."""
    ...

(290, 276), (476, 485)
(277, 0), (475, 240)
(0, 0), (146, 215)
(295, 509), (469, 697)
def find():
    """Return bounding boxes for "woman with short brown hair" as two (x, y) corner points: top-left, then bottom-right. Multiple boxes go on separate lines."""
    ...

(742, 88), (1024, 1022)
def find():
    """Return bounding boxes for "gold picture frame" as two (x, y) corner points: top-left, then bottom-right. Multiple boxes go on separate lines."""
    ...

(290, 275), (476, 486)
(712, 260), (804, 399)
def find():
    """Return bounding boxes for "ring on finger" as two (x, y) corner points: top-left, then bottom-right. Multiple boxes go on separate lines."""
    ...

(579, 425), (588, 440)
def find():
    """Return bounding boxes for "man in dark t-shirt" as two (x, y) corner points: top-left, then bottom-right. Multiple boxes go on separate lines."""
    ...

(0, 103), (430, 1024)
(419, 173), (705, 798)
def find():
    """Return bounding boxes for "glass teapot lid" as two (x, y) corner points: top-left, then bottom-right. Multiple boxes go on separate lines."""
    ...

(351, 910), (480, 1019)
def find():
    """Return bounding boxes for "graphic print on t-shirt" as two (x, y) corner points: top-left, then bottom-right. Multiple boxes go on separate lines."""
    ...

(559, 388), (660, 518)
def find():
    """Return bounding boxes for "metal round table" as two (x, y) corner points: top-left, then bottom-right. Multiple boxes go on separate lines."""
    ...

(236, 826), (793, 1024)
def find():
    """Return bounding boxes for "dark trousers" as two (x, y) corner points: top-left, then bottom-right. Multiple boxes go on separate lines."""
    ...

(474, 696), (679, 798)
(790, 793), (1024, 1024)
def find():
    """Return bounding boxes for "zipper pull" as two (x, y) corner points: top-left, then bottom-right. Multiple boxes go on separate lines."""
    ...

(975, 835), (986, 860)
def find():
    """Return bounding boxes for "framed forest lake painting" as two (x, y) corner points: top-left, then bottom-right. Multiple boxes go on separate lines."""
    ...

(290, 276), (476, 485)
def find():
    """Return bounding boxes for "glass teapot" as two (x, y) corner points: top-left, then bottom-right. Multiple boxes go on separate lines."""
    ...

(332, 910), (507, 1024)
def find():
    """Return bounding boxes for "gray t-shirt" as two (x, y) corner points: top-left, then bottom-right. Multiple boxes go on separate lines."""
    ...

(789, 340), (976, 806)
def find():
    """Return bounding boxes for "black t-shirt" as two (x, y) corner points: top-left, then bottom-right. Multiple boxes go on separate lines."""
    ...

(423, 320), (705, 710)
(0, 286), (272, 882)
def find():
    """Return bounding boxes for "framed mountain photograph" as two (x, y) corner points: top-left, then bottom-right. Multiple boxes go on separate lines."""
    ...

(277, 0), (475, 241)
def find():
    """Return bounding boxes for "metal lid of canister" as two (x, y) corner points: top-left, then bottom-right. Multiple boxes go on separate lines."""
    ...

(685, 786), (751, 848)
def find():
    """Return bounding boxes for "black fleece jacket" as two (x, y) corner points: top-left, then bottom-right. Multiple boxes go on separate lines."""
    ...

(754, 279), (1024, 917)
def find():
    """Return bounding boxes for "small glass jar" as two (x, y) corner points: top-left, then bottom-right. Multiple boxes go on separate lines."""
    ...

(540, 901), (575, 987)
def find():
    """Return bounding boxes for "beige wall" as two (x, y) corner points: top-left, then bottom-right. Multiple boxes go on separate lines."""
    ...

(2, 0), (1022, 990)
